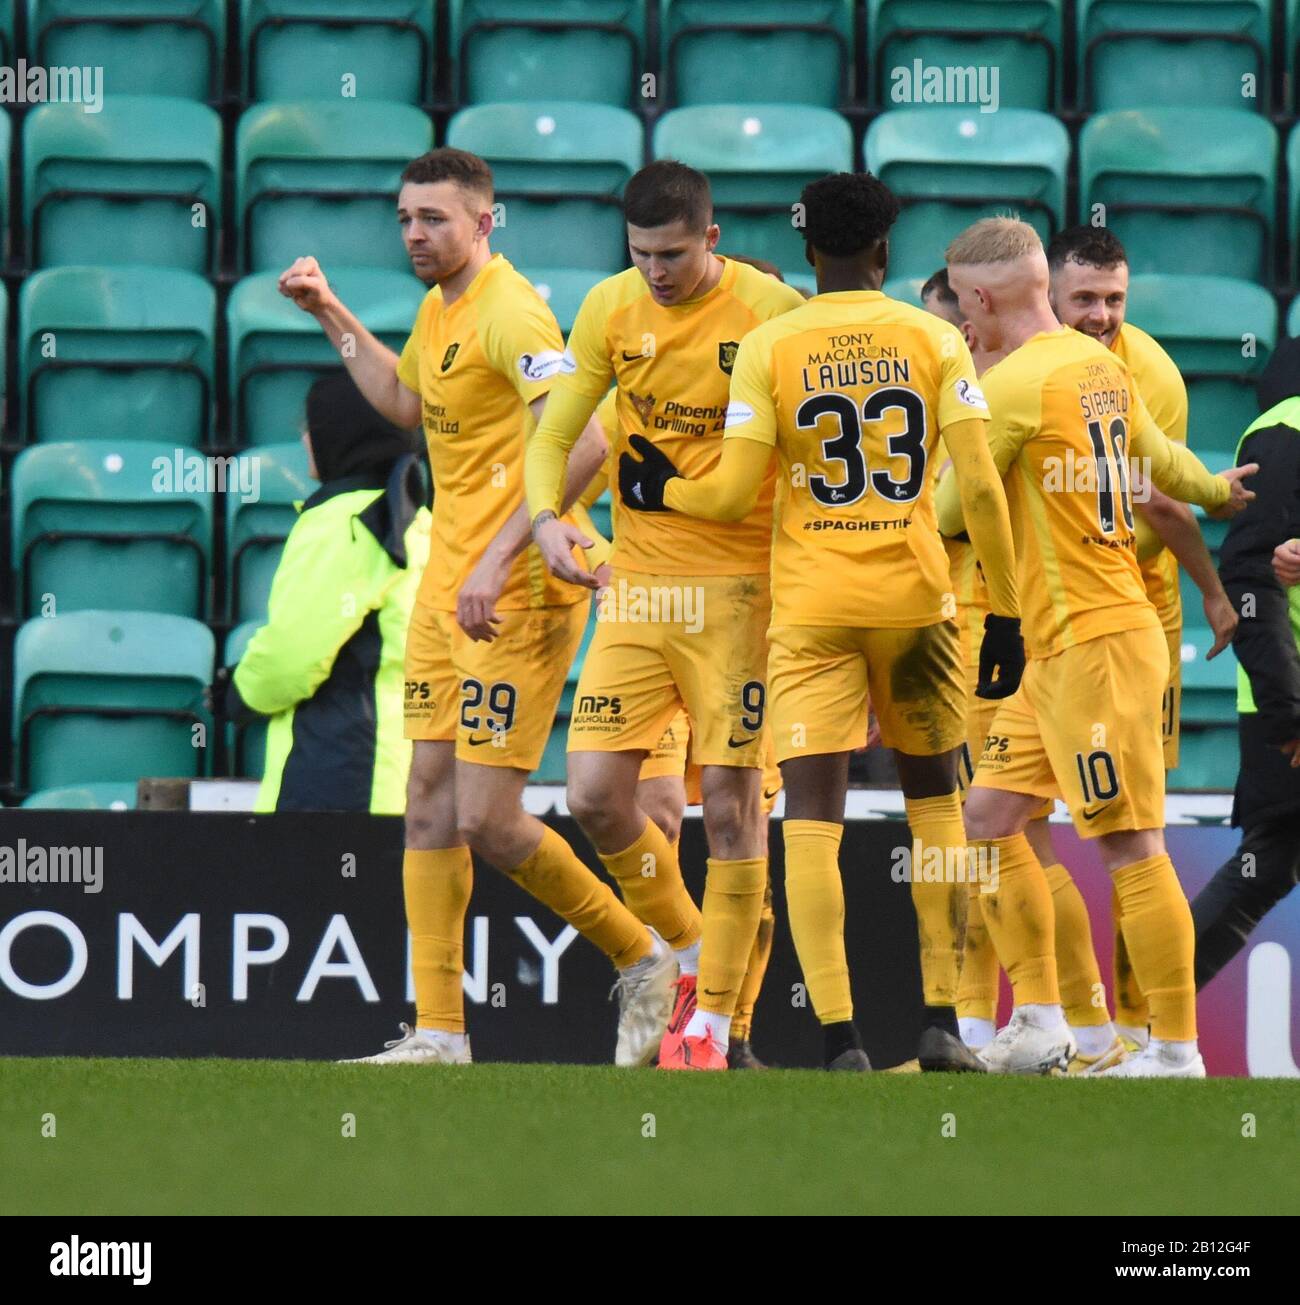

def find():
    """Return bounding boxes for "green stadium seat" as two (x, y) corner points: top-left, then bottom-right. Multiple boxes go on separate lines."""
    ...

(1078, 0), (1271, 112)
(1124, 274), (1275, 456)
(1079, 108), (1276, 283)
(654, 105), (852, 278)
(1289, 124), (1300, 280)
(448, 102), (643, 273)
(0, 107), (10, 260)
(1177, 625), (1240, 724)
(451, 1), (645, 108)
(1289, 299), (1300, 338)
(22, 782), (137, 809)
(0, 2), (13, 62)
(1167, 724), (1237, 790)
(12, 440), (214, 619)
(24, 97), (221, 272)
(29, 0), (226, 101)
(236, 101), (432, 273)
(227, 268), (425, 444)
(225, 620), (267, 778)
(14, 610), (214, 791)
(19, 266), (215, 446)
(663, 1), (853, 108)
(226, 440), (314, 622)
(865, 107), (1068, 280)
(882, 275), (928, 308)
(242, 1), (435, 104)
(870, 1), (1063, 111)
(1290, 0), (1300, 108)
(524, 267), (605, 333)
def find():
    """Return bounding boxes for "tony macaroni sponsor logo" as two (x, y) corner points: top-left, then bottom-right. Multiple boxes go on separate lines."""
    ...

(596, 579), (704, 633)
(0, 842), (102, 894)
(50, 1237), (151, 1285)
(891, 839), (999, 893)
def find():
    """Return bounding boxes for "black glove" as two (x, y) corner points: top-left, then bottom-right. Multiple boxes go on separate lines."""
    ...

(975, 614), (1025, 700)
(618, 434), (680, 512)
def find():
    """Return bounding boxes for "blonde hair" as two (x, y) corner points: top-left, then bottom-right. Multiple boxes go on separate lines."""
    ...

(946, 216), (1042, 266)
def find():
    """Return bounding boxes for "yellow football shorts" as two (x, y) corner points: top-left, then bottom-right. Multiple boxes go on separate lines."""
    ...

(959, 656), (1002, 798)
(972, 621), (1170, 839)
(1162, 623), (1181, 770)
(767, 618), (966, 764)
(639, 709), (782, 813)
(568, 569), (770, 768)
(404, 599), (587, 770)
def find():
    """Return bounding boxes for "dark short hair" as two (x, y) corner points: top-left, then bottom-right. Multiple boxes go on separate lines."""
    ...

(1046, 225), (1128, 272)
(800, 172), (900, 258)
(921, 267), (958, 309)
(400, 148), (494, 203)
(623, 160), (712, 230)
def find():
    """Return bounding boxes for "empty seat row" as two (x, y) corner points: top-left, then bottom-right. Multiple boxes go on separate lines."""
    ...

(11, 439), (315, 623)
(2, 259), (1284, 456)
(11, 2), (1298, 112)
(9, 98), (1297, 287)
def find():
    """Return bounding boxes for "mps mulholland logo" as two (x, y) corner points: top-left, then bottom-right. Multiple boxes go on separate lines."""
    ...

(440, 342), (460, 372)
(718, 340), (740, 375)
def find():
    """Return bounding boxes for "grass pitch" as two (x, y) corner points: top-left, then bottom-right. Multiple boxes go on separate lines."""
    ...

(2, 1059), (1295, 1216)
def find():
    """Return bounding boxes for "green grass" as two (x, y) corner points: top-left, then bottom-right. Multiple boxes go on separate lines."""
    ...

(2, 1059), (1295, 1215)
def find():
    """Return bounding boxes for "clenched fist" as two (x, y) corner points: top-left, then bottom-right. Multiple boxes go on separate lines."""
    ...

(278, 256), (337, 316)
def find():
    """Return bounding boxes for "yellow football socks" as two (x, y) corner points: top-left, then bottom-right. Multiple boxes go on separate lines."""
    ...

(599, 816), (703, 950)
(903, 792), (968, 1006)
(783, 819), (851, 1023)
(731, 876), (776, 1042)
(404, 846), (473, 1033)
(508, 825), (651, 968)
(972, 833), (1060, 1006)
(956, 878), (999, 1022)
(1043, 861), (1109, 1027)
(1112, 882), (1150, 1031)
(697, 857), (768, 1016)
(1111, 853), (1196, 1042)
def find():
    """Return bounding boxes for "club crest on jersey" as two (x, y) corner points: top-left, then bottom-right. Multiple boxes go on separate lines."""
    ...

(627, 390), (656, 425)
(718, 341), (740, 375)
(440, 343), (460, 372)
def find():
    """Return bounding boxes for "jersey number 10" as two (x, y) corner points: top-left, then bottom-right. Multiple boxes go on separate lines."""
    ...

(1086, 416), (1135, 535)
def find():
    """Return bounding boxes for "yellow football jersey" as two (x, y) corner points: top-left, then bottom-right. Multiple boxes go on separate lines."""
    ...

(944, 535), (989, 665)
(1112, 321), (1189, 635)
(396, 254), (581, 612)
(977, 327), (1220, 659)
(722, 289), (991, 628)
(560, 257), (804, 575)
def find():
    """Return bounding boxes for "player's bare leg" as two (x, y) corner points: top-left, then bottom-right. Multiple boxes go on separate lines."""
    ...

(1024, 816), (1124, 1071)
(568, 749), (703, 1059)
(1094, 827), (1203, 1078)
(344, 740), (474, 1064)
(456, 758), (674, 1067)
(894, 748), (986, 1072)
(781, 750), (870, 1070)
(963, 786), (1074, 1073)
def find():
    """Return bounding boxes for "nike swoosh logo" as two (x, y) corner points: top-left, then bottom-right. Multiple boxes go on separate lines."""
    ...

(702, 989), (730, 997)
(762, 787), (780, 801)
(466, 735), (494, 747)
(727, 736), (752, 749)
(1081, 804), (1111, 821)
(621, 351), (645, 361)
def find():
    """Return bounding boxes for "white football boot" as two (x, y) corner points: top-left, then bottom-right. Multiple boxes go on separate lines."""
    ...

(1098, 1042), (1206, 1078)
(978, 1008), (1075, 1075)
(610, 929), (678, 1067)
(340, 1023), (472, 1065)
